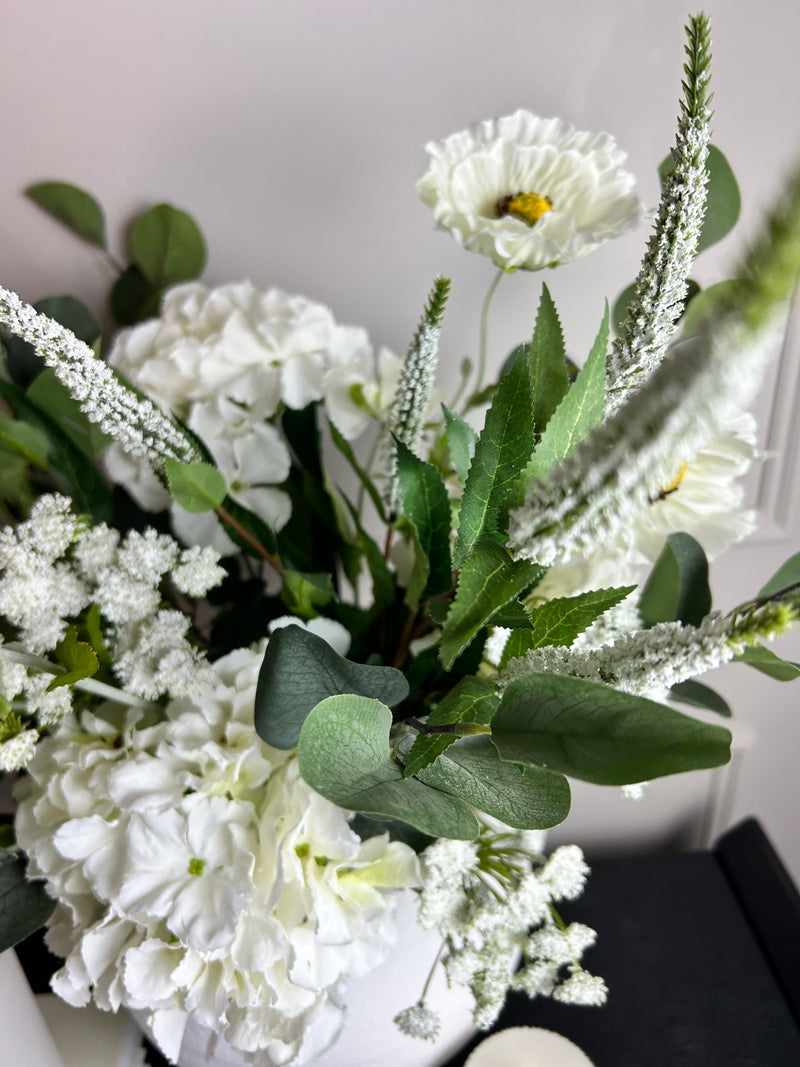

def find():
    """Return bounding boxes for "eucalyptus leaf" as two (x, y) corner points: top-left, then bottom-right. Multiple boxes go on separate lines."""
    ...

(734, 644), (800, 681)
(111, 264), (154, 326)
(396, 439), (452, 596)
(165, 458), (226, 513)
(453, 347), (534, 567)
(298, 695), (479, 839)
(639, 532), (711, 627)
(130, 204), (207, 290)
(525, 303), (607, 481)
(669, 679), (732, 717)
(26, 181), (107, 248)
(492, 672), (731, 785)
(417, 740), (571, 829)
(0, 852), (55, 951)
(255, 624), (409, 749)
(440, 539), (542, 670)
(680, 279), (740, 335)
(757, 551), (800, 600)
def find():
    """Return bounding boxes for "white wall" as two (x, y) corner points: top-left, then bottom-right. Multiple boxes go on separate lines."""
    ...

(1, 0), (800, 878)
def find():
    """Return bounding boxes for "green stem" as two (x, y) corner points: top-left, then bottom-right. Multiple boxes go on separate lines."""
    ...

(356, 426), (385, 520)
(462, 268), (504, 413)
(0, 645), (155, 709)
(419, 941), (446, 1002)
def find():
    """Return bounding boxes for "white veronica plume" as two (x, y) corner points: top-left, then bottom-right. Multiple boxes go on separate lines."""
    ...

(417, 110), (645, 271)
(15, 644), (420, 1066)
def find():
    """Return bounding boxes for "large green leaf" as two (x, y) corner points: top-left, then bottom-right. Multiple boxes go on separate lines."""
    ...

(680, 279), (738, 335)
(26, 181), (107, 248)
(659, 144), (741, 254)
(416, 740), (571, 829)
(403, 676), (499, 777)
(0, 412), (48, 468)
(734, 644), (800, 681)
(111, 264), (154, 326)
(165, 458), (226, 513)
(130, 204), (207, 290)
(500, 586), (636, 668)
(0, 853), (55, 951)
(639, 532), (711, 627)
(453, 348), (534, 567)
(491, 672), (731, 785)
(255, 624), (409, 749)
(396, 440), (452, 596)
(527, 282), (570, 435)
(27, 369), (111, 460)
(442, 404), (478, 487)
(757, 551), (800, 600)
(298, 695), (479, 839)
(440, 539), (541, 670)
(670, 679), (732, 717)
(525, 304), (607, 481)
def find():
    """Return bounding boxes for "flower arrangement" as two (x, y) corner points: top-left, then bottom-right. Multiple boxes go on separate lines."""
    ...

(1, 11), (799, 1066)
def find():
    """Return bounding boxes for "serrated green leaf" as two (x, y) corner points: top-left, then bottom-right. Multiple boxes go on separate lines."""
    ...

(734, 644), (800, 681)
(440, 539), (541, 670)
(403, 677), (499, 776)
(669, 679), (732, 717)
(130, 204), (207, 290)
(280, 571), (336, 619)
(639, 532), (711, 627)
(27, 369), (111, 460)
(492, 672), (731, 785)
(48, 627), (99, 691)
(396, 439), (452, 596)
(525, 304), (607, 482)
(298, 695), (479, 839)
(0, 412), (48, 467)
(26, 181), (107, 248)
(659, 144), (741, 254)
(498, 586), (636, 669)
(489, 597), (538, 630)
(0, 852), (55, 951)
(255, 624), (409, 749)
(416, 740), (571, 829)
(756, 551), (800, 600)
(527, 283), (570, 435)
(442, 404), (478, 486)
(453, 349), (534, 567)
(165, 458), (226, 513)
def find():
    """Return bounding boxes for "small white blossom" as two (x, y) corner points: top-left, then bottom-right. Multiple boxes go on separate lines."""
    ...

(393, 1002), (441, 1042)
(0, 728), (38, 771)
(539, 846), (590, 902)
(171, 545), (225, 598)
(553, 968), (608, 1006)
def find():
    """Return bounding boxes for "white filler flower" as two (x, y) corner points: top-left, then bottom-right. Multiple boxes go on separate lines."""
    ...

(15, 644), (420, 1065)
(417, 110), (645, 270)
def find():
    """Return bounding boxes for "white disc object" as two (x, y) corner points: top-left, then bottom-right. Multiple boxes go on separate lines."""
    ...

(464, 1027), (595, 1067)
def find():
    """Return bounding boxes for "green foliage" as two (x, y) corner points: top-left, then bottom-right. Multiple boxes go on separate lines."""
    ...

(111, 265), (153, 326)
(255, 624), (409, 750)
(613, 279), (701, 336)
(396, 440), (452, 597)
(453, 348), (534, 567)
(659, 145), (741, 254)
(49, 627), (99, 691)
(525, 304), (607, 482)
(26, 181), (107, 248)
(280, 571), (336, 619)
(165, 458), (226, 513)
(329, 424), (388, 524)
(440, 540), (542, 670)
(130, 204), (207, 290)
(680, 279), (738, 335)
(0, 852), (55, 951)
(0, 412), (48, 468)
(526, 283), (570, 436)
(27, 369), (110, 460)
(416, 741), (571, 829)
(298, 695), (479, 839)
(499, 586), (636, 669)
(491, 672), (731, 785)
(442, 404), (477, 487)
(670, 679), (732, 717)
(639, 532), (711, 627)
(757, 551), (800, 600)
(734, 644), (800, 681)
(403, 677), (499, 776)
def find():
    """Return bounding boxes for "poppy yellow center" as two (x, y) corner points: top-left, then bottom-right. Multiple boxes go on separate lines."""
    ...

(496, 191), (553, 226)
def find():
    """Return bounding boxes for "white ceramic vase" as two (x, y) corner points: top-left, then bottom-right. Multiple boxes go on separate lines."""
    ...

(137, 894), (477, 1067)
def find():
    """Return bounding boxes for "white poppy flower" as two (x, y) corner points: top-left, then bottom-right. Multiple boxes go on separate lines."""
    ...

(417, 110), (645, 270)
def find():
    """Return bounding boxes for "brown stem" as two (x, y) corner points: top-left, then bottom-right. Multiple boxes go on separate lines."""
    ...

(217, 505), (283, 571)
(392, 606), (417, 668)
(383, 526), (394, 561)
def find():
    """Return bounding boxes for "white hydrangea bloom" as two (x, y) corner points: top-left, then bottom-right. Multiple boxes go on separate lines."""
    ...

(417, 111), (645, 271)
(15, 644), (420, 1066)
